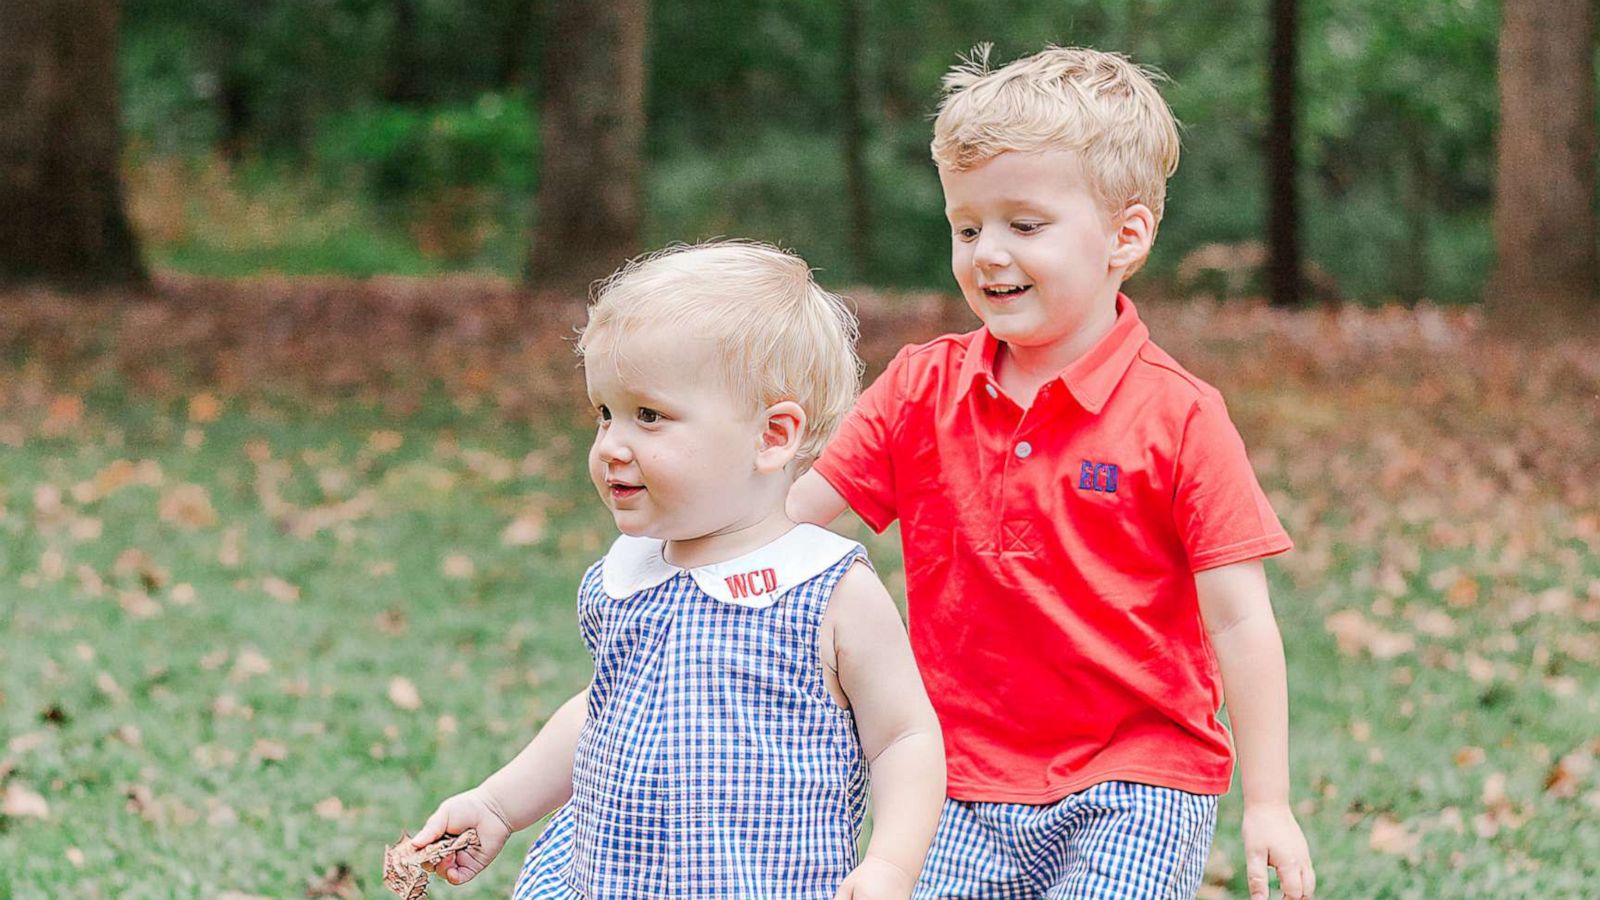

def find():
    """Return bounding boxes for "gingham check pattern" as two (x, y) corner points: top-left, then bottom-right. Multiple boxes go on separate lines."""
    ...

(514, 544), (869, 898)
(913, 781), (1217, 899)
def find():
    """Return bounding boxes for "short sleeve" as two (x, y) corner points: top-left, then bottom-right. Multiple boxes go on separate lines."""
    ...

(1172, 393), (1293, 572)
(811, 346), (910, 533)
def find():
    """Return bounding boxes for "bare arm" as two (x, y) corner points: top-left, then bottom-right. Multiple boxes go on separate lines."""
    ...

(1196, 561), (1315, 900)
(828, 563), (945, 896)
(788, 469), (850, 527)
(411, 686), (589, 885)
(478, 687), (589, 831)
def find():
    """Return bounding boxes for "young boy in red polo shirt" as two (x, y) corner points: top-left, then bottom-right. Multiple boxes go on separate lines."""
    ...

(790, 46), (1316, 899)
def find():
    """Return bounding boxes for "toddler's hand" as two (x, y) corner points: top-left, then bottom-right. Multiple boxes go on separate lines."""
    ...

(832, 854), (916, 900)
(411, 787), (513, 886)
(1243, 802), (1315, 900)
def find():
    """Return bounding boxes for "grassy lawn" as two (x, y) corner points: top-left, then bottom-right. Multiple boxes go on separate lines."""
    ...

(2, 284), (1597, 897)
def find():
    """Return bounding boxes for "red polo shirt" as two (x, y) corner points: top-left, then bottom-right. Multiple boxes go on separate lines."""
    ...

(814, 295), (1291, 802)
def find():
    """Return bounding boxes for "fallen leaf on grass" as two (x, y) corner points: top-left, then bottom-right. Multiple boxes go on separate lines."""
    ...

(2, 782), (49, 819)
(314, 796), (346, 820)
(389, 676), (422, 710)
(440, 553), (475, 579)
(1545, 745), (1596, 799)
(1368, 814), (1420, 858)
(307, 863), (360, 898)
(188, 392), (222, 423)
(501, 510), (546, 546)
(383, 829), (479, 899)
(159, 483), (218, 529)
(1325, 609), (1414, 659)
(262, 576), (300, 603)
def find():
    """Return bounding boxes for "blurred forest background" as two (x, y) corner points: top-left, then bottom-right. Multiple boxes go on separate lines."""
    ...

(3, 0), (1595, 315)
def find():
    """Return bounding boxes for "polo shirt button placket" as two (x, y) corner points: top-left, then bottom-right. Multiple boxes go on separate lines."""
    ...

(1014, 441), (1032, 459)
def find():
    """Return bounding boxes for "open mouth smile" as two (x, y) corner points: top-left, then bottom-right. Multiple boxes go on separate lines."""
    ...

(982, 284), (1032, 300)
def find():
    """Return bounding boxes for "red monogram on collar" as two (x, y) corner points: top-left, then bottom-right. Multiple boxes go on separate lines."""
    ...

(725, 568), (778, 600)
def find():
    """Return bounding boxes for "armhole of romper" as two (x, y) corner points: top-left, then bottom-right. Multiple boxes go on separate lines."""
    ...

(816, 551), (870, 710)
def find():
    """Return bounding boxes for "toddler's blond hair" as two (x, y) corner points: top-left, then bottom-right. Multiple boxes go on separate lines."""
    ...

(579, 241), (861, 470)
(932, 45), (1180, 269)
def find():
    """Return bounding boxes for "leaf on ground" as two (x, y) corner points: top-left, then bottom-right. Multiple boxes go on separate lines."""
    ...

(261, 576), (300, 603)
(307, 863), (360, 898)
(314, 796), (346, 820)
(1368, 814), (1420, 859)
(2, 782), (50, 819)
(440, 553), (475, 579)
(159, 483), (219, 529)
(229, 648), (273, 682)
(389, 676), (422, 710)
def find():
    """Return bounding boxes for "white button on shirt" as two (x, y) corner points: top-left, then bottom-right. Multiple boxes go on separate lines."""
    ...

(1015, 442), (1032, 459)
(985, 384), (998, 399)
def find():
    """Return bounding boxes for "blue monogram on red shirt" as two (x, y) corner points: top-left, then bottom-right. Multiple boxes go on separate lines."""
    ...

(1077, 460), (1120, 493)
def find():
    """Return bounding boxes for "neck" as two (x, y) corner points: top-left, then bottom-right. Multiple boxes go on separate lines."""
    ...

(996, 292), (1120, 405)
(664, 505), (797, 569)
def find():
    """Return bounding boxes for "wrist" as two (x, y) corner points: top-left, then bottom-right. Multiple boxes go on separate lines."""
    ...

(469, 784), (516, 833)
(861, 851), (916, 885)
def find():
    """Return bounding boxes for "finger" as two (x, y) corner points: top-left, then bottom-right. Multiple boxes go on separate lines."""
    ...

(412, 809), (447, 846)
(1246, 849), (1270, 900)
(1302, 860), (1317, 898)
(1278, 858), (1304, 899)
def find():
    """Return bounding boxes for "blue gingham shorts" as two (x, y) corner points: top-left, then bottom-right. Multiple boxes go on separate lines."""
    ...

(913, 781), (1217, 899)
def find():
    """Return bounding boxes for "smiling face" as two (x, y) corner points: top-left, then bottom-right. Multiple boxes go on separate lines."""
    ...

(583, 330), (797, 560)
(941, 149), (1150, 364)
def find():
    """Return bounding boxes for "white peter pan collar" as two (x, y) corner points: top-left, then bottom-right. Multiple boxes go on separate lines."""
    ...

(599, 524), (860, 609)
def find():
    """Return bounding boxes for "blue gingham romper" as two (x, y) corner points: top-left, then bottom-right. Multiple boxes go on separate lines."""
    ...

(513, 525), (870, 899)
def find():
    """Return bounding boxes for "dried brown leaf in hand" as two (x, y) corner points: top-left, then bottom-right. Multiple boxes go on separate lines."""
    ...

(383, 829), (479, 899)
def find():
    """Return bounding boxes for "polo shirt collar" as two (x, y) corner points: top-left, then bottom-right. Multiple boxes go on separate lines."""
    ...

(958, 292), (1149, 415)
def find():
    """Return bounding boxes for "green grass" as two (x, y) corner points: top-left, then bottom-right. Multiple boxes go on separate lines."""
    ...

(3, 334), (1597, 896)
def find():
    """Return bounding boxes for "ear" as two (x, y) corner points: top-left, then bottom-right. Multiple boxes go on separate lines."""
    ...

(1108, 203), (1156, 272)
(755, 400), (807, 474)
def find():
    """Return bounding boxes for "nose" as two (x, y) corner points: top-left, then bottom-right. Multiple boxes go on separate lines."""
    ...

(972, 229), (1010, 270)
(593, 423), (632, 465)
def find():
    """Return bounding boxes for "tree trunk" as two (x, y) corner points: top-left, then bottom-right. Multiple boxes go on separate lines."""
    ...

(384, 0), (425, 105)
(1490, 0), (1598, 326)
(842, 0), (872, 281)
(0, 0), (146, 289)
(528, 0), (649, 292)
(1266, 0), (1301, 307)
(497, 0), (539, 92)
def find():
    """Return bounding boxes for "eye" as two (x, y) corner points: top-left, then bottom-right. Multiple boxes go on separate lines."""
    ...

(595, 405), (612, 425)
(1013, 221), (1044, 234)
(954, 226), (979, 242)
(637, 407), (661, 424)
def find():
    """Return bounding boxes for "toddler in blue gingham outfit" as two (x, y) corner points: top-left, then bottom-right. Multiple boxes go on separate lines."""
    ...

(406, 242), (946, 898)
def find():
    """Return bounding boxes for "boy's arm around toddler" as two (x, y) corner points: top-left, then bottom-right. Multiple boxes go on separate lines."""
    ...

(1197, 561), (1316, 900)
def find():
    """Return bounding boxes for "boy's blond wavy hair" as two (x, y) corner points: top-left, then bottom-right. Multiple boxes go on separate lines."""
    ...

(578, 241), (861, 470)
(932, 45), (1181, 272)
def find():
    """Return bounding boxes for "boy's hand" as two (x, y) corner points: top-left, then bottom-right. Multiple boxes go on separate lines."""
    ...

(411, 787), (513, 886)
(832, 854), (916, 900)
(1243, 802), (1315, 899)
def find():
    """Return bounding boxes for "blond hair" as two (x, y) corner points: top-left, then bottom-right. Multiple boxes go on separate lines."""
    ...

(578, 241), (861, 469)
(932, 44), (1181, 267)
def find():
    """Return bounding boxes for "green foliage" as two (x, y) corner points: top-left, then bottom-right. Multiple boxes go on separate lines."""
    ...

(316, 95), (539, 200)
(119, 0), (1509, 301)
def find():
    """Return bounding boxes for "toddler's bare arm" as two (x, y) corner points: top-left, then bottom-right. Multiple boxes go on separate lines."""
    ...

(828, 563), (945, 896)
(408, 687), (589, 885)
